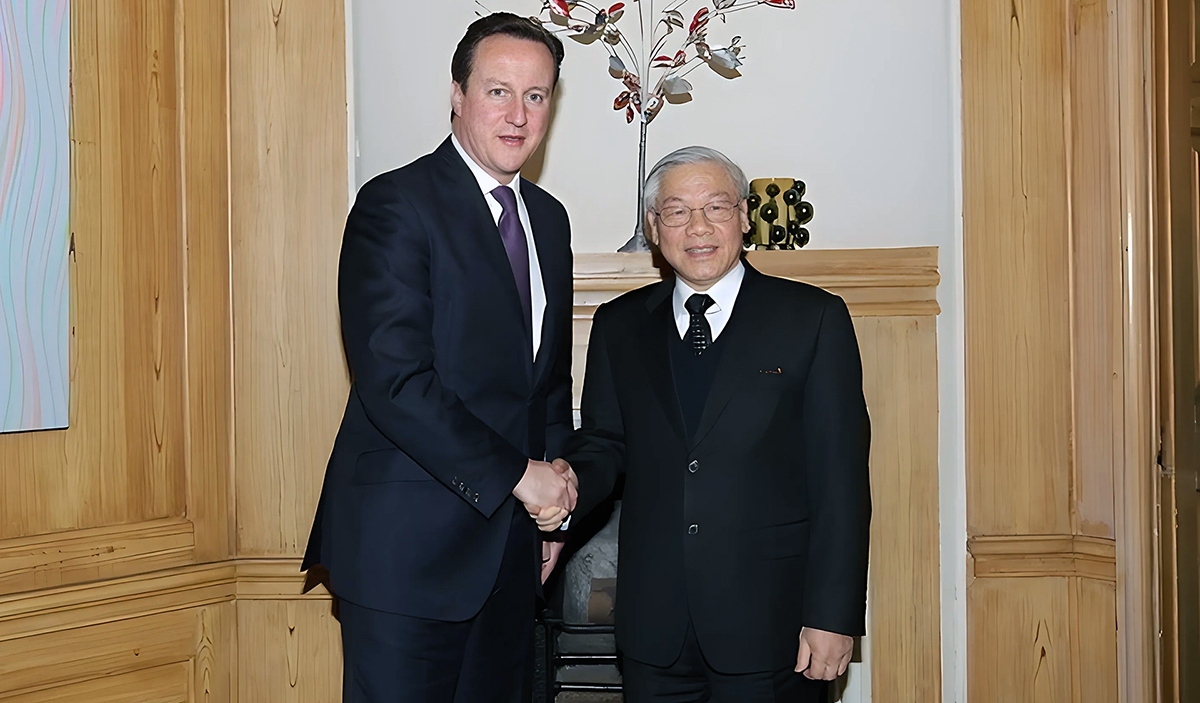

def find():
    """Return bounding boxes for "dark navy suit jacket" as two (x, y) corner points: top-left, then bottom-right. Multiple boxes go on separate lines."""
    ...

(303, 137), (574, 621)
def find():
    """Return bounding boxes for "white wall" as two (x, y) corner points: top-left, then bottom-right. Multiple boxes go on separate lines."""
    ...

(349, 1), (964, 700)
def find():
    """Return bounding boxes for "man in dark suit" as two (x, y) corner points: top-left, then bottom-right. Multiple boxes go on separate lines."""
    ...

(546, 146), (871, 702)
(302, 13), (578, 702)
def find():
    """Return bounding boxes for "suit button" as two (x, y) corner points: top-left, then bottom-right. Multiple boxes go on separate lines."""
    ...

(688, 460), (699, 473)
(688, 524), (698, 535)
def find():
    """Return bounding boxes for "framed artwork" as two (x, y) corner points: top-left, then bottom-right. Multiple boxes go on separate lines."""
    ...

(0, 0), (70, 432)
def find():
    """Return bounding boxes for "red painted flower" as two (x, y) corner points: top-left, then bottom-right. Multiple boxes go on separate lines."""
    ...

(548, 0), (571, 18)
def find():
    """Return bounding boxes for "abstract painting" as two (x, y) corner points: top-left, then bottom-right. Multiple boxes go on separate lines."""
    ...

(0, 0), (70, 432)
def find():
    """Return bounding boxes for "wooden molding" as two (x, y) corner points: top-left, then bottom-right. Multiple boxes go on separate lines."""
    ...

(0, 519), (195, 598)
(235, 558), (331, 601)
(0, 558), (331, 643)
(969, 535), (1118, 582)
(573, 247), (941, 318)
(0, 563), (234, 643)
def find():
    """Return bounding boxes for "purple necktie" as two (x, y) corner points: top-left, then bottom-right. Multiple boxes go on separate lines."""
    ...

(491, 185), (532, 328)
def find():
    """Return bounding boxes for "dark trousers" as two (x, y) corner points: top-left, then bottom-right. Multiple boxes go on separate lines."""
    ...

(338, 510), (536, 703)
(622, 623), (828, 703)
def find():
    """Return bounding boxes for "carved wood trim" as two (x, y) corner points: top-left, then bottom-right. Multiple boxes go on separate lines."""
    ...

(0, 563), (235, 642)
(235, 558), (331, 601)
(0, 519), (195, 598)
(968, 535), (1118, 582)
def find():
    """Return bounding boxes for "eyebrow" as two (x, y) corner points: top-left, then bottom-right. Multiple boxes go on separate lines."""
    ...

(660, 194), (737, 205)
(481, 79), (551, 94)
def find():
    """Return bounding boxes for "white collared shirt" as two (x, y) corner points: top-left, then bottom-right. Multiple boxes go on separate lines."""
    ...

(672, 262), (746, 341)
(451, 134), (547, 355)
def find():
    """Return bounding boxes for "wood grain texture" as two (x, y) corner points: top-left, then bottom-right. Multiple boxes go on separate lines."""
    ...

(1067, 0), (1121, 540)
(237, 600), (342, 702)
(235, 558), (331, 600)
(0, 0), (189, 541)
(1114, 0), (1159, 696)
(856, 316), (942, 703)
(969, 534), (1117, 581)
(968, 577), (1073, 702)
(0, 518), (193, 596)
(1153, 0), (1200, 698)
(0, 0), (71, 433)
(0, 603), (234, 702)
(0, 0), (233, 591)
(179, 0), (234, 564)
(963, 0), (1073, 538)
(194, 603), (236, 703)
(1075, 578), (1118, 703)
(961, 0), (1145, 696)
(229, 0), (350, 558)
(0, 662), (191, 703)
(0, 564), (235, 642)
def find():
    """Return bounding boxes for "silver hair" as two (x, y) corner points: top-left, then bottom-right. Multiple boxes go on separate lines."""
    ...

(642, 146), (750, 212)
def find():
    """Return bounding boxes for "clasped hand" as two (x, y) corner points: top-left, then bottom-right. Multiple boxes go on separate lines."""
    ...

(512, 458), (577, 532)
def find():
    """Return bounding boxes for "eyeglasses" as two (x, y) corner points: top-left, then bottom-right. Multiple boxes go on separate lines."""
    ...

(653, 200), (743, 228)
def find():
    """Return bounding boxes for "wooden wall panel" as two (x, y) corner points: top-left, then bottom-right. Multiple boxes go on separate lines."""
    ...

(962, 0), (1135, 697)
(856, 316), (942, 703)
(1068, 0), (1121, 540)
(968, 577), (1073, 702)
(179, 0), (234, 564)
(1075, 578), (1118, 703)
(0, 0), (233, 593)
(229, 0), (350, 558)
(236, 600), (342, 701)
(0, 0), (189, 544)
(3, 662), (191, 703)
(0, 575), (235, 701)
(963, 0), (1073, 538)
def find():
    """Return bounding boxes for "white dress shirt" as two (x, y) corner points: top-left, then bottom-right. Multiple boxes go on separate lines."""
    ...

(672, 262), (746, 341)
(451, 134), (547, 355)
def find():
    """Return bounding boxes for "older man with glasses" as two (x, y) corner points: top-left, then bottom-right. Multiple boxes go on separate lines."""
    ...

(546, 146), (873, 702)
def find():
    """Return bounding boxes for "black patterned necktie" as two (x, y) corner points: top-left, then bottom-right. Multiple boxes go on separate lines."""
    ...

(685, 294), (715, 355)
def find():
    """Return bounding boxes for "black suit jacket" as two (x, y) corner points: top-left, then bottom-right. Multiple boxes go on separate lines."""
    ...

(566, 263), (871, 673)
(303, 138), (574, 621)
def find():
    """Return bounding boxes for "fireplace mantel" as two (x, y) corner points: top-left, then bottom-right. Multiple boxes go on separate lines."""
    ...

(572, 246), (940, 318)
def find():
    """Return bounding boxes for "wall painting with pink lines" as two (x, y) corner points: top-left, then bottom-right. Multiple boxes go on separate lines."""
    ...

(0, 1), (69, 433)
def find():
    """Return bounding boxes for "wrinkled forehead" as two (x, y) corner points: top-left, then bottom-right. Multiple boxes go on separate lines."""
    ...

(658, 163), (741, 204)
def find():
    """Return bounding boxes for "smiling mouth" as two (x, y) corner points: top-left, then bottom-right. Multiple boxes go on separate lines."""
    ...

(686, 245), (718, 255)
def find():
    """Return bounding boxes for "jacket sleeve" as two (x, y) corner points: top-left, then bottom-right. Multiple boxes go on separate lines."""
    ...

(338, 176), (527, 518)
(799, 295), (872, 636)
(563, 303), (626, 521)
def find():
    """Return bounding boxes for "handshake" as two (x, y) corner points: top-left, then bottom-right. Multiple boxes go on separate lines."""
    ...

(512, 458), (578, 532)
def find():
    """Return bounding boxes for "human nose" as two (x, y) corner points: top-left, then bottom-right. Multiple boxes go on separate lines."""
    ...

(507, 100), (528, 127)
(686, 207), (714, 235)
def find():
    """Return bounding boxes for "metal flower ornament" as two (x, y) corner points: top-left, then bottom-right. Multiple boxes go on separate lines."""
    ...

(536, 0), (796, 251)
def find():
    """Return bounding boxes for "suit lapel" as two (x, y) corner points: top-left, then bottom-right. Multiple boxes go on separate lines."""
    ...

(639, 283), (689, 444)
(435, 139), (535, 374)
(690, 264), (767, 447)
(525, 180), (562, 384)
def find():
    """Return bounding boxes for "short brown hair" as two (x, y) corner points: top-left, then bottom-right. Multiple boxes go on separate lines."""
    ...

(451, 12), (565, 90)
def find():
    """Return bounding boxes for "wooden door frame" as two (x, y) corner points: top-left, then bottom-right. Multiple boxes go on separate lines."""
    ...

(1114, 0), (1170, 699)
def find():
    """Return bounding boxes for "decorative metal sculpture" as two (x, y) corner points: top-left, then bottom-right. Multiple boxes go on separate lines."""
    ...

(522, 0), (797, 252)
(744, 177), (812, 250)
